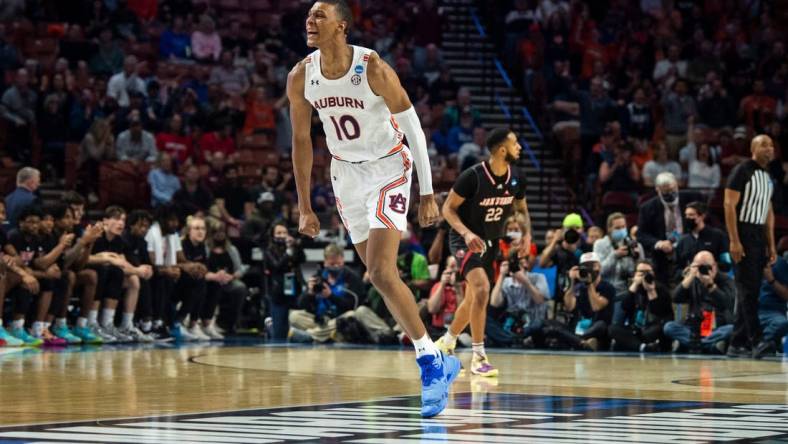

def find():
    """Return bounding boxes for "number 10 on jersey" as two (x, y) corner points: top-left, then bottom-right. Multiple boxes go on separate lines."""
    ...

(330, 115), (360, 141)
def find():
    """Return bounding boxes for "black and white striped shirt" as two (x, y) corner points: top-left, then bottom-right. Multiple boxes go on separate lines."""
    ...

(726, 160), (774, 225)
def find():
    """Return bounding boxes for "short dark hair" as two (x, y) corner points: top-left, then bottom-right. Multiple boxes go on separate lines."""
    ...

(62, 191), (86, 207)
(635, 259), (655, 270)
(127, 209), (153, 227)
(486, 128), (512, 153)
(48, 202), (71, 220)
(317, 0), (353, 34)
(154, 204), (178, 225)
(104, 205), (126, 220)
(18, 205), (43, 222)
(686, 201), (707, 215)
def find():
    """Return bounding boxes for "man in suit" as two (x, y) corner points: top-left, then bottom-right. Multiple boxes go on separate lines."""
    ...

(637, 172), (703, 283)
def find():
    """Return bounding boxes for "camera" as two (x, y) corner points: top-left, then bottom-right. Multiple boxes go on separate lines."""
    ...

(508, 250), (521, 273)
(311, 275), (325, 293)
(698, 264), (711, 275)
(562, 228), (580, 244)
(643, 272), (655, 285)
(617, 238), (640, 259)
(578, 263), (598, 283)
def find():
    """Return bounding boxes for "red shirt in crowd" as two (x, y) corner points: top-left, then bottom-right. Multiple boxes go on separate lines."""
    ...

(127, 0), (157, 20)
(199, 132), (236, 161)
(739, 94), (777, 131)
(155, 132), (193, 164)
(429, 281), (458, 329)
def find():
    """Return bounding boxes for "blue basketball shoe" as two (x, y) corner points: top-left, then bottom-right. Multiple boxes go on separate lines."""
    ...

(417, 351), (461, 418)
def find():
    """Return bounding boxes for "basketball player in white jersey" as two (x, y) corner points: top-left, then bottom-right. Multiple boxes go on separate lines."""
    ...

(286, 0), (460, 417)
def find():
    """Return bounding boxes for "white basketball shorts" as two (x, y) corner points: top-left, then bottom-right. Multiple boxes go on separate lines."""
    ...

(330, 145), (413, 244)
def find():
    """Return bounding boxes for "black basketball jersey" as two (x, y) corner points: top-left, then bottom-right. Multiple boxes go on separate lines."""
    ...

(450, 161), (526, 241)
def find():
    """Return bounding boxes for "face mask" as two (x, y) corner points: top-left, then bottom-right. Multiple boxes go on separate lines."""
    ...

(611, 228), (627, 242)
(660, 191), (677, 205)
(325, 266), (342, 275)
(506, 231), (522, 240)
(684, 217), (697, 231)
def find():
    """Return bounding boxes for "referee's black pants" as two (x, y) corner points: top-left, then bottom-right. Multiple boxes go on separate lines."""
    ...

(732, 224), (766, 348)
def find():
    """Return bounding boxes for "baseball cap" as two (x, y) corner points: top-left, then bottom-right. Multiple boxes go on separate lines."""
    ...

(562, 213), (583, 230)
(733, 126), (748, 140)
(579, 252), (600, 264)
(258, 191), (275, 203)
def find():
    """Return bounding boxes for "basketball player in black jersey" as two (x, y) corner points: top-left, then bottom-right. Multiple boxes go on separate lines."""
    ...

(436, 128), (530, 376)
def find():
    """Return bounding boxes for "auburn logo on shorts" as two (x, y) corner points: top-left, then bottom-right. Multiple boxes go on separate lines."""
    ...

(389, 193), (407, 214)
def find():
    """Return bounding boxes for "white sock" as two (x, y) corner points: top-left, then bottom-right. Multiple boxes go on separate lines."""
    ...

(141, 320), (152, 332)
(121, 313), (134, 330)
(77, 317), (88, 328)
(12, 319), (24, 329)
(88, 310), (98, 325)
(472, 342), (486, 357)
(413, 334), (439, 358)
(101, 309), (116, 327)
(0, 318), (4, 327)
(442, 330), (458, 346)
(55, 318), (67, 328)
(44, 321), (51, 329)
(32, 321), (44, 336)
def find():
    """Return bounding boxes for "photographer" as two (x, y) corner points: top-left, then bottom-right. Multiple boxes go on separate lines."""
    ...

(608, 260), (673, 352)
(594, 212), (645, 296)
(289, 244), (364, 343)
(263, 222), (305, 340)
(539, 223), (582, 299)
(423, 256), (463, 338)
(756, 257), (788, 357)
(546, 253), (615, 351)
(675, 202), (729, 274)
(664, 251), (735, 353)
(488, 252), (549, 347)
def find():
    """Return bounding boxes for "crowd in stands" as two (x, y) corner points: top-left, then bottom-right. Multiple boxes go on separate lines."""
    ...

(0, 1), (785, 358)
(485, 0), (788, 217)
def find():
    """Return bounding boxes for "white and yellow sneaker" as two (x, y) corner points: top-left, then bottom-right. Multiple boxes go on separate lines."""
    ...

(470, 353), (499, 377)
(434, 335), (457, 356)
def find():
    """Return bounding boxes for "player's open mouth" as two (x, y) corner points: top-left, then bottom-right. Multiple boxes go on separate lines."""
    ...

(307, 31), (318, 37)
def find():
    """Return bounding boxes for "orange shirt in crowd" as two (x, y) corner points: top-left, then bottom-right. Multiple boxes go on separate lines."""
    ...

(243, 100), (276, 135)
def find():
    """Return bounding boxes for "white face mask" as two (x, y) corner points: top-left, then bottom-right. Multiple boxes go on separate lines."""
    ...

(506, 231), (522, 240)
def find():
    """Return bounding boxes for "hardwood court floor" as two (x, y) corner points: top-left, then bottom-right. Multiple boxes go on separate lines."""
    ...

(0, 343), (785, 429)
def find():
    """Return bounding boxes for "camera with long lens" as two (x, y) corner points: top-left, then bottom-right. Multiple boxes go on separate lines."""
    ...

(643, 272), (655, 285)
(697, 264), (711, 275)
(578, 263), (598, 283)
(562, 228), (580, 244)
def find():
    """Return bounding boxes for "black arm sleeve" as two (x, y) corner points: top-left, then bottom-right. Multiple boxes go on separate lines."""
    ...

(452, 168), (478, 199)
(514, 175), (526, 199)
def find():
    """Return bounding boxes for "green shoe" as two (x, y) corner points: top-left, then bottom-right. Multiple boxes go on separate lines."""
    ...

(10, 327), (43, 346)
(73, 326), (102, 344)
(52, 325), (82, 344)
(0, 326), (24, 346)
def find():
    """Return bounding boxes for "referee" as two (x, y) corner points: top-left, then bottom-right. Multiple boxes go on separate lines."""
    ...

(723, 134), (776, 359)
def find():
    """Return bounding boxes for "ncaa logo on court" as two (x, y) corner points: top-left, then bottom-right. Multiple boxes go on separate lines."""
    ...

(351, 74), (362, 85)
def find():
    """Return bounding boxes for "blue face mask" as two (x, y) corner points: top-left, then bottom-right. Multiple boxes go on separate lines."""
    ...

(324, 266), (343, 275)
(611, 228), (628, 243)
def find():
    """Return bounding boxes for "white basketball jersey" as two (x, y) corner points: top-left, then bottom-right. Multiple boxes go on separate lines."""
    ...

(304, 45), (404, 162)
